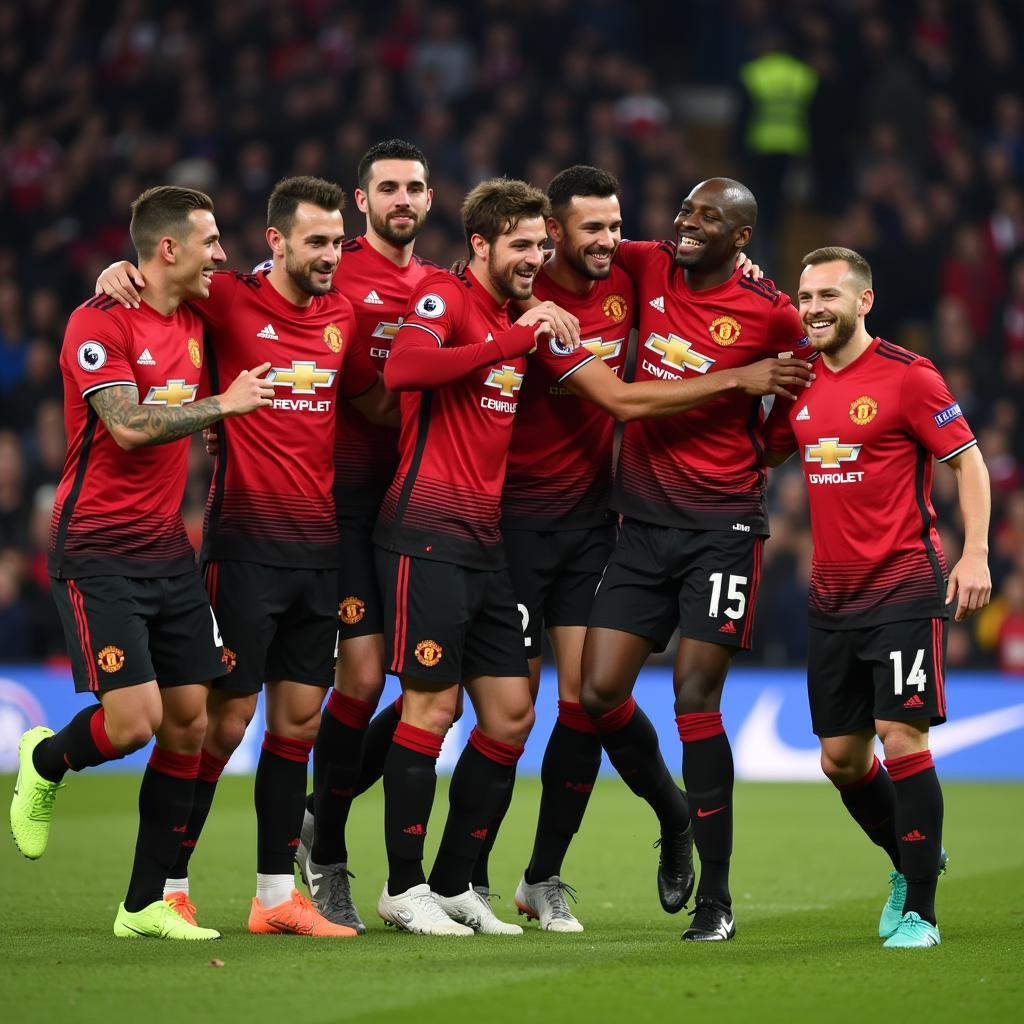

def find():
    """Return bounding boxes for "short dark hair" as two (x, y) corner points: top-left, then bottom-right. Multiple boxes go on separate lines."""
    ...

(267, 176), (346, 236)
(357, 139), (430, 190)
(129, 186), (214, 260)
(547, 165), (620, 219)
(461, 178), (550, 248)
(802, 246), (873, 289)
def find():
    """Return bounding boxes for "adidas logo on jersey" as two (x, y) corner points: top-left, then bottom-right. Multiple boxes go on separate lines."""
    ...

(363, 290), (384, 305)
(137, 348), (156, 365)
(649, 296), (665, 313)
(796, 406), (810, 421)
(257, 323), (279, 340)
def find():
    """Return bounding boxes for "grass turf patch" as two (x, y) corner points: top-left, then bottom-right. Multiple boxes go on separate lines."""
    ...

(2, 775), (1021, 1024)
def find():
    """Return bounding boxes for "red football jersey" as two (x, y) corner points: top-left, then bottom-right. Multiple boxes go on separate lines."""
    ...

(374, 269), (536, 569)
(502, 264), (635, 530)
(197, 270), (378, 569)
(763, 338), (977, 627)
(332, 237), (439, 525)
(49, 295), (204, 578)
(613, 240), (806, 533)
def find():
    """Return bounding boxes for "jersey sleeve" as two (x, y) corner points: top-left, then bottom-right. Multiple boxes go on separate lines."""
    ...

(761, 394), (798, 458)
(766, 295), (809, 355)
(338, 304), (379, 399)
(192, 271), (240, 328)
(901, 359), (977, 462)
(612, 239), (661, 280)
(529, 334), (596, 383)
(62, 306), (136, 398)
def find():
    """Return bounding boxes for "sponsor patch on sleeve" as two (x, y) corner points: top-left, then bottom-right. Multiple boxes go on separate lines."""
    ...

(77, 340), (108, 371)
(549, 335), (575, 356)
(933, 402), (963, 428)
(415, 293), (446, 319)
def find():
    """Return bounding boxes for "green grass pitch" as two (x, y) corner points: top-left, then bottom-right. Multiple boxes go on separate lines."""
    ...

(2, 774), (1021, 1024)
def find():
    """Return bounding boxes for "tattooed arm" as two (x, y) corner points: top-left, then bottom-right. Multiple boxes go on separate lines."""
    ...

(89, 362), (275, 450)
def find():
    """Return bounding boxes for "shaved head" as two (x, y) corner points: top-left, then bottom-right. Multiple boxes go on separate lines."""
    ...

(687, 177), (758, 229)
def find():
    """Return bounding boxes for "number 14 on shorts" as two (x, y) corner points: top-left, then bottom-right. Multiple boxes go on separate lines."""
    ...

(890, 648), (927, 694)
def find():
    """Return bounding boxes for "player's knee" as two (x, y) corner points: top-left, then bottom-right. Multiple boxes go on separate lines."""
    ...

(108, 718), (158, 754)
(336, 666), (385, 705)
(879, 727), (928, 762)
(416, 704), (457, 736)
(819, 749), (863, 786)
(674, 671), (724, 714)
(207, 712), (250, 757)
(579, 677), (620, 720)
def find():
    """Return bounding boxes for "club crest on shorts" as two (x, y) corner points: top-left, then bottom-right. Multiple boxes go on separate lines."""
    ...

(849, 395), (878, 425)
(221, 647), (237, 672)
(97, 645), (125, 673)
(187, 337), (202, 368)
(414, 639), (443, 667)
(339, 596), (366, 625)
(602, 293), (628, 323)
(323, 323), (343, 353)
(709, 316), (741, 346)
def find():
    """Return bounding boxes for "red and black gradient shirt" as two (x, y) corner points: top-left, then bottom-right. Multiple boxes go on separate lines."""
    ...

(763, 338), (977, 627)
(502, 264), (635, 531)
(374, 268), (538, 569)
(198, 270), (377, 569)
(332, 237), (440, 526)
(612, 240), (806, 533)
(49, 295), (205, 578)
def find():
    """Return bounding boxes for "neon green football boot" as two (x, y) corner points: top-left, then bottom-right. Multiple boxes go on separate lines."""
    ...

(10, 726), (62, 859)
(114, 900), (221, 940)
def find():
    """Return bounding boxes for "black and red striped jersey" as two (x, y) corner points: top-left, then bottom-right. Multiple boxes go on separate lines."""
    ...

(332, 237), (439, 525)
(197, 270), (377, 569)
(374, 268), (537, 569)
(612, 240), (806, 533)
(502, 264), (635, 530)
(763, 338), (977, 627)
(49, 295), (204, 578)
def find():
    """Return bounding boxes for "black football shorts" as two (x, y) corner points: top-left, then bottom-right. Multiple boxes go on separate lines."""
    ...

(52, 572), (227, 694)
(203, 560), (338, 694)
(503, 524), (615, 655)
(337, 520), (386, 641)
(376, 549), (529, 684)
(807, 618), (949, 736)
(588, 518), (764, 652)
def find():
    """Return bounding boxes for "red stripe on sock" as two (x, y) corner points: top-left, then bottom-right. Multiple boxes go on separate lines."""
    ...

(884, 750), (934, 782)
(836, 756), (881, 792)
(149, 747), (201, 779)
(676, 712), (725, 743)
(198, 749), (228, 783)
(325, 690), (375, 729)
(595, 696), (636, 735)
(261, 732), (313, 764)
(393, 721), (444, 759)
(557, 700), (597, 734)
(89, 707), (120, 760)
(469, 726), (524, 766)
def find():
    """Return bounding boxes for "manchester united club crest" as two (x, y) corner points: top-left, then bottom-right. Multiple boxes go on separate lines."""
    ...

(849, 395), (878, 425)
(602, 294), (628, 324)
(187, 337), (202, 368)
(221, 647), (237, 672)
(709, 316), (741, 346)
(97, 645), (125, 673)
(338, 596), (366, 625)
(414, 639), (443, 667)
(323, 323), (343, 353)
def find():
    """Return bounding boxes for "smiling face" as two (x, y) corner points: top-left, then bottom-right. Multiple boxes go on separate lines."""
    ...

(479, 215), (548, 301)
(357, 158), (432, 247)
(275, 202), (345, 297)
(173, 209), (226, 300)
(798, 260), (873, 357)
(550, 193), (622, 281)
(672, 181), (751, 272)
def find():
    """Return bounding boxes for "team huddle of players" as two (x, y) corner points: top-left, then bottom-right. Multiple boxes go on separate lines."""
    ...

(10, 139), (991, 951)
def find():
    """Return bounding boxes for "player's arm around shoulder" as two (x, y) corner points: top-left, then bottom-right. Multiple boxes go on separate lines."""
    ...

(945, 443), (992, 621)
(90, 364), (275, 450)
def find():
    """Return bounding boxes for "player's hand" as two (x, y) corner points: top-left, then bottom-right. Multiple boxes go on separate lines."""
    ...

(945, 552), (992, 621)
(731, 356), (814, 400)
(735, 253), (763, 280)
(220, 362), (275, 416)
(516, 301), (581, 352)
(96, 261), (145, 308)
(203, 426), (219, 456)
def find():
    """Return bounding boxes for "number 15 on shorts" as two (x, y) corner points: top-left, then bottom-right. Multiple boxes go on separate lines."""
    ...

(708, 572), (747, 619)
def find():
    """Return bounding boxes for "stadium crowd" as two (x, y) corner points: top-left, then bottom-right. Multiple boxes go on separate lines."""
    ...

(0, 0), (1022, 672)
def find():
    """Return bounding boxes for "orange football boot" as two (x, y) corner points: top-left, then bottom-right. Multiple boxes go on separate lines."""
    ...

(248, 889), (358, 937)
